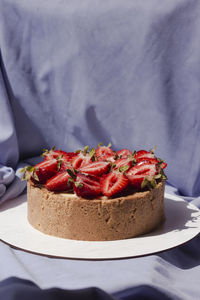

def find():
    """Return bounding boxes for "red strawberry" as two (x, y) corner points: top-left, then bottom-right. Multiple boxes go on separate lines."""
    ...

(134, 150), (155, 161)
(161, 162), (167, 169)
(116, 149), (132, 158)
(114, 158), (133, 171)
(126, 162), (157, 189)
(73, 173), (101, 198)
(95, 145), (115, 161)
(42, 149), (67, 160)
(98, 155), (116, 163)
(60, 160), (73, 171)
(45, 171), (73, 192)
(32, 159), (60, 184)
(43, 148), (76, 162)
(79, 161), (110, 176)
(136, 157), (159, 165)
(62, 152), (77, 162)
(71, 152), (92, 169)
(100, 171), (128, 197)
(136, 157), (167, 169)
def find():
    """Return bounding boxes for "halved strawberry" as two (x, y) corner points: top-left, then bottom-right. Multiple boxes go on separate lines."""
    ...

(42, 148), (76, 162)
(73, 173), (101, 198)
(60, 160), (73, 172)
(32, 159), (60, 184)
(136, 157), (167, 169)
(100, 171), (128, 197)
(95, 145), (115, 161)
(116, 149), (132, 159)
(45, 171), (73, 192)
(79, 161), (110, 176)
(161, 162), (167, 169)
(134, 150), (155, 161)
(136, 157), (159, 165)
(71, 152), (92, 169)
(114, 158), (133, 171)
(42, 148), (66, 160)
(98, 155), (116, 163)
(126, 162), (157, 189)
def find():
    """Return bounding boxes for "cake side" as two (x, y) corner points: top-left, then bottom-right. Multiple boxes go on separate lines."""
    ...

(27, 181), (165, 241)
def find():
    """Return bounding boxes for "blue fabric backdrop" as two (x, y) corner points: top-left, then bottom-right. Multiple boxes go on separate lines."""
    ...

(0, 0), (200, 299)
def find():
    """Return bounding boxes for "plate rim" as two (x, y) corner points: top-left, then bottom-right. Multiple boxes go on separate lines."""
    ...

(0, 192), (199, 260)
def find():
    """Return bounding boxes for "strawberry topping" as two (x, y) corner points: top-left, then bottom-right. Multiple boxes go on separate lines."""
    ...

(33, 159), (60, 184)
(45, 171), (73, 191)
(74, 173), (101, 198)
(126, 162), (157, 189)
(161, 162), (167, 169)
(23, 145), (167, 197)
(116, 149), (132, 159)
(136, 157), (167, 169)
(114, 158), (133, 171)
(42, 149), (66, 160)
(71, 152), (92, 169)
(95, 145), (115, 161)
(134, 150), (155, 161)
(79, 161), (110, 176)
(100, 171), (129, 197)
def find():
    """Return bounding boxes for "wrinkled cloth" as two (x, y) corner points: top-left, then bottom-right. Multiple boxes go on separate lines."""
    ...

(0, 0), (200, 300)
(0, 277), (175, 300)
(0, 163), (26, 204)
(0, 277), (117, 300)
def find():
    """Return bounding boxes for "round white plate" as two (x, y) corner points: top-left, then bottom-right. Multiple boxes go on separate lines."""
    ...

(0, 193), (200, 260)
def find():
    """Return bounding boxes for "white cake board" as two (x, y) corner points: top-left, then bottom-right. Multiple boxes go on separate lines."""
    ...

(0, 193), (200, 260)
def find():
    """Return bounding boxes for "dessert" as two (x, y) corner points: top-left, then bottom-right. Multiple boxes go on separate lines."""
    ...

(23, 144), (167, 241)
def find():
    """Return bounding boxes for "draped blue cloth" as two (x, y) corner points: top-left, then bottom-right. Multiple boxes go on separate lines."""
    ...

(0, 0), (200, 299)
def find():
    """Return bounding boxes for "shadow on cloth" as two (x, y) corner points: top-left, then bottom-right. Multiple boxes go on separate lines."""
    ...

(0, 277), (175, 300)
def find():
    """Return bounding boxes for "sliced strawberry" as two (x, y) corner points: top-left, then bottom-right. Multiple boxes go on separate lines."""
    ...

(161, 162), (167, 169)
(137, 157), (167, 170)
(45, 171), (73, 192)
(134, 150), (155, 161)
(126, 162), (157, 189)
(114, 158), (133, 171)
(100, 171), (128, 197)
(60, 160), (73, 171)
(43, 148), (76, 162)
(42, 149), (66, 160)
(73, 173), (101, 198)
(79, 161), (110, 176)
(95, 145), (115, 161)
(136, 157), (159, 165)
(71, 152), (92, 169)
(32, 159), (60, 184)
(98, 155), (116, 163)
(62, 152), (77, 162)
(116, 149), (132, 159)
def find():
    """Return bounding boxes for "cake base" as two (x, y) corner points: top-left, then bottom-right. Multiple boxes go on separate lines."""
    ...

(27, 181), (165, 241)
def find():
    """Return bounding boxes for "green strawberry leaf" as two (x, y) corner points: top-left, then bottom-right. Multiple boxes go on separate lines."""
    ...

(74, 182), (83, 188)
(83, 145), (89, 153)
(119, 165), (129, 173)
(66, 169), (76, 180)
(89, 147), (96, 157)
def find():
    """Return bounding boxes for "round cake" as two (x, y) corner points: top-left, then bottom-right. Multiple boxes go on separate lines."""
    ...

(27, 180), (165, 241)
(23, 145), (167, 241)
